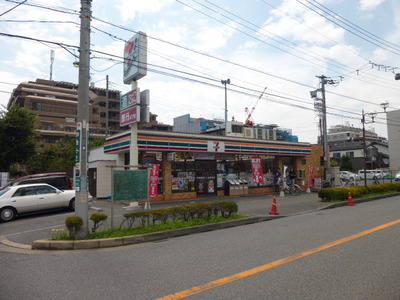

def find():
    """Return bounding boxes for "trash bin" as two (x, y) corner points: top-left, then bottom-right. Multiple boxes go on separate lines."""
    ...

(242, 179), (249, 195)
(224, 180), (236, 196)
(232, 180), (240, 196)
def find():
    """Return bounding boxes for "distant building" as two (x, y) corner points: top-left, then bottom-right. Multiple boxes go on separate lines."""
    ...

(8, 79), (125, 144)
(138, 113), (173, 132)
(173, 114), (298, 142)
(7, 79), (170, 146)
(328, 124), (388, 170)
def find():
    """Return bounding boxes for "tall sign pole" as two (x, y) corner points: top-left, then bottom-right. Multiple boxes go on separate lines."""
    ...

(76, 0), (92, 236)
(123, 32), (147, 170)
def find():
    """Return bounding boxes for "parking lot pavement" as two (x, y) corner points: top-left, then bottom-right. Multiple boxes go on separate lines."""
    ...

(90, 191), (328, 218)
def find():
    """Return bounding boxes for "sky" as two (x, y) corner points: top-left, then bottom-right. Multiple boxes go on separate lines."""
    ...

(0, 0), (400, 144)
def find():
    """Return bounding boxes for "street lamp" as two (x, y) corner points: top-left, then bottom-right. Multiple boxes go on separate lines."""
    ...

(361, 101), (389, 187)
(221, 79), (230, 136)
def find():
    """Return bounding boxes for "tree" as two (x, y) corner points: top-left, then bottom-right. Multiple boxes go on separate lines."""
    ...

(0, 105), (37, 171)
(90, 138), (105, 148)
(340, 155), (353, 171)
(25, 136), (76, 173)
(25, 137), (105, 174)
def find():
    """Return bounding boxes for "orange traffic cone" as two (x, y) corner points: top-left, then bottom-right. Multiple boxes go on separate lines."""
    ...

(348, 192), (355, 206)
(269, 197), (279, 215)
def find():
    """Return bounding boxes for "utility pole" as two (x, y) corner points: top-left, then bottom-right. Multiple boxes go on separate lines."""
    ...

(316, 75), (330, 180)
(106, 74), (109, 135)
(75, 0), (92, 236)
(221, 79), (230, 136)
(50, 50), (54, 81)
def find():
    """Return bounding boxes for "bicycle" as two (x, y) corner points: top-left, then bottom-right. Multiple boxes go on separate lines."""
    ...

(322, 178), (335, 188)
(372, 176), (380, 185)
(340, 178), (355, 187)
(279, 182), (301, 196)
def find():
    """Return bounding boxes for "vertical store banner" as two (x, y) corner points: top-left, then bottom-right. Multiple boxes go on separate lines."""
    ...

(309, 166), (315, 186)
(149, 164), (160, 198)
(251, 157), (264, 184)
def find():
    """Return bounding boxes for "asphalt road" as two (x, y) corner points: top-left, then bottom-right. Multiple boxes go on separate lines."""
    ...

(0, 195), (399, 299)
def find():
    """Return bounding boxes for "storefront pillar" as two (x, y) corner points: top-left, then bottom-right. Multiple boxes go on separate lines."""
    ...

(162, 152), (172, 201)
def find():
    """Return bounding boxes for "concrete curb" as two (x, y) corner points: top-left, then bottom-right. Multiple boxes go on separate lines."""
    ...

(0, 235), (31, 250)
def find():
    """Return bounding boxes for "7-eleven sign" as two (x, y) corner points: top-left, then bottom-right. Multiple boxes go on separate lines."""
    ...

(207, 141), (225, 152)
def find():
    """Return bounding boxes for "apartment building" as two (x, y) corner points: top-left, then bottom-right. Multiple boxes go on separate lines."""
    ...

(7, 79), (126, 145)
(328, 124), (389, 170)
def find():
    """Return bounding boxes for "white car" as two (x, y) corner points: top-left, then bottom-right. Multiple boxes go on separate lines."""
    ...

(339, 171), (359, 181)
(0, 183), (76, 222)
(395, 172), (400, 182)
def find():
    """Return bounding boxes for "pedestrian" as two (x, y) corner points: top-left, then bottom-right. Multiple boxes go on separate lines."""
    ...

(274, 167), (282, 192)
(289, 168), (296, 185)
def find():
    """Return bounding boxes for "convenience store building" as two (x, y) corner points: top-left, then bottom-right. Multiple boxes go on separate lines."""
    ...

(90, 129), (324, 201)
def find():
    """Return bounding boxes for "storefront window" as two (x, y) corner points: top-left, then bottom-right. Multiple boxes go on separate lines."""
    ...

(235, 155), (276, 187)
(172, 160), (195, 192)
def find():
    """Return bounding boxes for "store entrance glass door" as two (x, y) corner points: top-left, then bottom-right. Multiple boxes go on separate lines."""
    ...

(195, 160), (216, 195)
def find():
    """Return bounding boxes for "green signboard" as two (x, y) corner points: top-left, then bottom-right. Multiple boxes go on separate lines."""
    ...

(113, 170), (148, 201)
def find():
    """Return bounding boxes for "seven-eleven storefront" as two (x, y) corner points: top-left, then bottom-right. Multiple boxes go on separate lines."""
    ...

(103, 129), (324, 202)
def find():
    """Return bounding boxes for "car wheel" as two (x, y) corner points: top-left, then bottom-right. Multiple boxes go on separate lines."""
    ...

(0, 207), (17, 222)
(69, 198), (75, 211)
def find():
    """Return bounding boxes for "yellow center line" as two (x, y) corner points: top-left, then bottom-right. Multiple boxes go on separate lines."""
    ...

(157, 219), (400, 300)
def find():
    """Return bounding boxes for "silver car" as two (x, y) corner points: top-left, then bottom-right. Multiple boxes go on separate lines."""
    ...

(0, 183), (76, 222)
(339, 171), (360, 181)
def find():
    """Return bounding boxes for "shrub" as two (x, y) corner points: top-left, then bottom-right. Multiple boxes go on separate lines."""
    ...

(193, 203), (213, 219)
(65, 216), (83, 239)
(136, 211), (152, 226)
(210, 201), (223, 216)
(121, 212), (137, 228)
(318, 182), (400, 202)
(168, 206), (189, 221)
(151, 209), (169, 224)
(118, 201), (240, 229)
(219, 201), (238, 217)
(90, 213), (108, 233)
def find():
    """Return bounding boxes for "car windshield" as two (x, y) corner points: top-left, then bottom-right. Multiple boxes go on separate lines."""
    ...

(0, 188), (11, 197)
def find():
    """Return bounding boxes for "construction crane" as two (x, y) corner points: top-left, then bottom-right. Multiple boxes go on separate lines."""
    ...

(244, 87), (267, 127)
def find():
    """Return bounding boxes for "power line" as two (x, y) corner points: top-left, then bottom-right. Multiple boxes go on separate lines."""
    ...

(2, 2), (400, 130)
(297, 0), (400, 57)
(2, 31), (399, 128)
(306, 0), (400, 51)
(0, 0), (27, 17)
(7, 0), (400, 100)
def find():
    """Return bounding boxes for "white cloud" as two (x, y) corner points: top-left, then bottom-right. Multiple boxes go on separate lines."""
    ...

(193, 23), (236, 51)
(262, 2), (346, 46)
(116, 0), (174, 22)
(359, 0), (386, 11)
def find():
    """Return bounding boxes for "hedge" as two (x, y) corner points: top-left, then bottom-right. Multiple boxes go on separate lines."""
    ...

(318, 182), (400, 202)
(120, 201), (238, 228)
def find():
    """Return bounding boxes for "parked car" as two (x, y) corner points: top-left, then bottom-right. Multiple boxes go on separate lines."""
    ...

(0, 172), (73, 191)
(395, 172), (400, 182)
(339, 171), (359, 181)
(357, 170), (384, 180)
(0, 183), (76, 222)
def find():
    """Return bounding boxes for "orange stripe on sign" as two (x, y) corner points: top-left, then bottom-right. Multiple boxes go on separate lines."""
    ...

(157, 219), (400, 300)
(137, 136), (207, 144)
